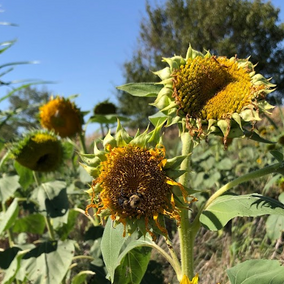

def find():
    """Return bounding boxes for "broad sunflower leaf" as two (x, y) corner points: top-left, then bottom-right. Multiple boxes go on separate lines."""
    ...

(200, 193), (284, 231)
(16, 240), (75, 284)
(0, 175), (20, 202)
(101, 219), (128, 282)
(114, 246), (152, 284)
(12, 213), (45, 234)
(117, 83), (162, 97)
(265, 214), (284, 241)
(227, 259), (284, 284)
(0, 198), (19, 234)
(14, 161), (34, 190)
(1, 249), (27, 284)
(101, 220), (155, 283)
(31, 180), (69, 218)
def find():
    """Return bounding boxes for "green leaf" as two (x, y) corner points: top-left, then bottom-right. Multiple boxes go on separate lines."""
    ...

(14, 161), (34, 190)
(0, 175), (20, 202)
(244, 129), (275, 144)
(1, 249), (27, 284)
(101, 219), (128, 282)
(227, 259), (284, 284)
(270, 150), (284, 162)
(12, 213), (45, 234)
(31, 180), (69, 218)
(265, 214), (284, 241)
(117, 83), (162, 97)
(101, 220), (156, 283)
(17, 240), (75, 284)
(89, 114), (129, 124)
(55, 209), (80, 241)
(200, 193), (284, 231)
(114, 246), (152, 284)
(0, 198), (19, 234)
(0, 247), (22, 269)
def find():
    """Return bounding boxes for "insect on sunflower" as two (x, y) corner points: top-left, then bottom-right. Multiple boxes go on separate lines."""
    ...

(81, 121), (196, 238)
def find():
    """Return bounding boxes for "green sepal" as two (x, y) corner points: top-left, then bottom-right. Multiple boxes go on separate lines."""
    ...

(103, 131), (117, 148)
(80, 163), (100, 178)
(149, 111), (168, 127)
(153, 67), (171, 80)
(130, 126), (150, 147)
(217, 120), (230, 136)
(79, 153), (101, 167)
(166, 169), (186, 180)
(116, 83), (162, 97)
(115, 120), (132, 146)
(164, 155), (188, 170)
(185, 45), (204, 60)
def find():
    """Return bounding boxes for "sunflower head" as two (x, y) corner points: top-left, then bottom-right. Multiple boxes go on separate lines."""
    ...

(153, 46), (275, 145)
(118, 45), (275, 146)
(81, 121), (195, 238)
(39, 96), (84, 138)
(10, 130), (63, 172)
(94, 100), (117, 115)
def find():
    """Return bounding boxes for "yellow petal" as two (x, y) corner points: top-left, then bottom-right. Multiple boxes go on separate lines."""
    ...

(180, 274), (198, 284)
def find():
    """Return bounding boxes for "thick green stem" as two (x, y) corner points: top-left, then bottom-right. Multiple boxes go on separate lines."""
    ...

(178, 132), (195, 280)
(79, 131), (87, 154)
(204, 161), (284, 210)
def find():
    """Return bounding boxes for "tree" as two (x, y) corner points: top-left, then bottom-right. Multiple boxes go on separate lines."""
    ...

(1, 86), (50, 141)
(118, 0), (284, 128)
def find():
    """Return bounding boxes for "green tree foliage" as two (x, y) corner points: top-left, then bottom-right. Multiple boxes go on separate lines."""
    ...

(1, 86), (49, 141)
(118, 0), (284, 128)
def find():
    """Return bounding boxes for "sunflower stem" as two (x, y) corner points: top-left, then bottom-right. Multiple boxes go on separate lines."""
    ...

(178, 132), (195, 279)
(204, 161), (284, 210)
(79, 131), (87, 154)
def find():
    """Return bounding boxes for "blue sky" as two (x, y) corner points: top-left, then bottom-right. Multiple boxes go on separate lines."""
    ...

(1, 0), (284, 135)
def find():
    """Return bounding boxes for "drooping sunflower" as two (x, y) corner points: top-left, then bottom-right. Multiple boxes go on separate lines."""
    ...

(118, 45), (275, 145)
(93, 100), (117, 115)
(10, 130), (63, 172)
(39, 96), (83, 138)
(81, 121), (195, 238)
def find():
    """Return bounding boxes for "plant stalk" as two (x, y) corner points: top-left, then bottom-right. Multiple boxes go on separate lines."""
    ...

(177, 132), (195, 280)
(204, 161), (284, 210)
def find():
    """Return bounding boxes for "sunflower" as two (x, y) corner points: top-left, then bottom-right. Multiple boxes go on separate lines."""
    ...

(81, 121), (195, 238)
(118, 45), (275, 145)
(10, 130), (63, 172)
(39, 96), (83, 138)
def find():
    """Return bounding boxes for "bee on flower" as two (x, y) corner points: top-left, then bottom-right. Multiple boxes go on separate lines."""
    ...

(81, 121), (196, 238)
